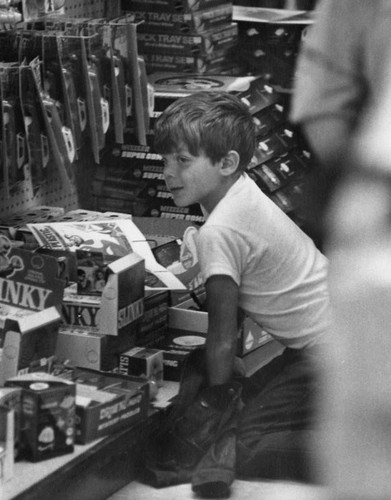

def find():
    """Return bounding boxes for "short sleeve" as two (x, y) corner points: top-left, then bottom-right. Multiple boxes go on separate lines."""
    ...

(196, 225), (250, 286)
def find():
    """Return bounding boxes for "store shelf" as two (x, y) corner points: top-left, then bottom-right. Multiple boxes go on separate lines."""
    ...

(4, 411), (160, 500)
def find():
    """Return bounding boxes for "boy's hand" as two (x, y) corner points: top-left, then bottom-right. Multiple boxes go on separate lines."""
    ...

(205, 275), (240, 386)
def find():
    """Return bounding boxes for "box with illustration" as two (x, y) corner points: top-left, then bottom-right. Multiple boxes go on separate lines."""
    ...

(61, 252), (145, 337)
(56, 367), (150, 444)
(131, 3), (233, 33)
(137, 22), (238, 57)
(5, 373), (76, 462)
(0, 239), (65, 383)
(27, 218), (186, 295)
(119, 346), (164, 386)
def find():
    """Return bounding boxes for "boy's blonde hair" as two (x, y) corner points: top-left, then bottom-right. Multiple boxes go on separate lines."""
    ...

(153, 91), (256, 172)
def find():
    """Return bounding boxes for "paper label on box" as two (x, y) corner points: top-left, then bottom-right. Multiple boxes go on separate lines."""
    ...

(28, 219), (186, 292)
(0, 238), (65, 312)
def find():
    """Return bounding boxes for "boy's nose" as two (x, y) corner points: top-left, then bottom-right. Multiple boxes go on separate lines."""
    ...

(163, 161), (176, 178)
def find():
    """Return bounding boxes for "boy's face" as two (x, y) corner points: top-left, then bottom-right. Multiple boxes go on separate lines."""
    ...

(162, 145), (227, 213)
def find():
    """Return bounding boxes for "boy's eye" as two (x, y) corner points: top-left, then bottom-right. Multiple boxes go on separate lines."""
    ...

(178, 156), (190, 164)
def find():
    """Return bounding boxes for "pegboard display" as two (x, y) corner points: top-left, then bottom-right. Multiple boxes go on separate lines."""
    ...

(0, 167), (79, 219)
(64, 0), (121, 19)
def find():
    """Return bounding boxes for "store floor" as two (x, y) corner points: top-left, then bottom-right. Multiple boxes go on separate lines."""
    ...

(107, 478), (327, 500)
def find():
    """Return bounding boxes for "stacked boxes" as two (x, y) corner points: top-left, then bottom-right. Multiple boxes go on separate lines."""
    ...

(155, 296), (283, 380)
(119, 346), (164, 387)
(121, 0), (239, 75)
(234, 7), (312, 89)
(234, 77), (314, 232)
(93, 143), (205, 223)
(56, 290), (170, 371)
(0, 245), (65, 384)
(52, 367), (150, 444)
(57, 250), (145, 371)
(5, 374), (76, 462)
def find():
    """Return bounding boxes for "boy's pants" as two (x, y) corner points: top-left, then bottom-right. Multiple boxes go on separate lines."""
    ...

(236, 346), (323, 482)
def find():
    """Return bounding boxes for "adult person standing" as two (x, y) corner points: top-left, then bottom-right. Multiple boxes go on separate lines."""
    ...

(291, 2), (391, 499)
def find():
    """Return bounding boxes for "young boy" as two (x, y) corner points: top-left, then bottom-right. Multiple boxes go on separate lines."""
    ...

(153, 91), (331, 480)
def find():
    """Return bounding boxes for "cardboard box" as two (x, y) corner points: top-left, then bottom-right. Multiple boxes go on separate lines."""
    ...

(0, 243), (66, 383)
(0, 405), (14, 483)
(235, 77), (280, 115)
(144, 48), (235, 75)
(168, 298), (274, 356)
(0, 306), (62, 384)
(0, 387), (22, 462)
(58, 368), (149, 444)
(57, 292), (169, 372)
(168, 297), (208, 333)
(119, 346), (163, 386)
(122, 0), (226, 13)
(133, 3), (233, 33)
(241, 339), (284, 376)
(6, 374), (76, 462)
(239, 316), (274, 355)
(56, 311), (160, 372)
(56, 327), (124, 372)
(137, 22), (238, 57)
(138, 290), (170, 337)
(61, 252), (145, 336)
(150, 336), (198, 381)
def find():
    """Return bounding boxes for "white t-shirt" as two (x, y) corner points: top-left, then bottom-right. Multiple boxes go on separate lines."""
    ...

(197, 174), (331, 349)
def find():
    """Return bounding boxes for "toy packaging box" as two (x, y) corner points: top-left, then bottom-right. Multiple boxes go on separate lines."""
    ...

(0, 387), (21, 483)
(61, 252), (145, 336)
(122, 0), (226, 13)
(0, 387), (22, 463)
(131, 3), (233, 33)
(150, 330), (205, 381)
(0, 306), (62, 384)
(55, 367), (150, 444)
(119, 346), (164, 386)
(137, 22), (238, 57)
(56, 322), (141, 372)
(27, 218), (186, 293)
(168, 296), (274, 356)
(5, 373), (76, 462)
(56, 291), (170, 372)
(143, 48), (236, 75)
(0, 404), (14, 483)
(55, 327), (127, 372)
(0, 241), (65, 384)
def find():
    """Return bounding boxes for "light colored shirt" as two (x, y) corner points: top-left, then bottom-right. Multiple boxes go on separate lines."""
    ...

(197, 174), (331, 349)
(291, 0), (391, 131)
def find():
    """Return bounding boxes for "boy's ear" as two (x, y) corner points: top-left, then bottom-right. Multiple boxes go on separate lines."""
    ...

(220, 150), (240, 176)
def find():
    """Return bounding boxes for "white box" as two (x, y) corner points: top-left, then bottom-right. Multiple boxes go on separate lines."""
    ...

(56, 328), (104, 371)
(0, 306), (61, 384)
(168, 298), (274, 356)
(61, 253), (145, 336)
(0, 405), (14, 483)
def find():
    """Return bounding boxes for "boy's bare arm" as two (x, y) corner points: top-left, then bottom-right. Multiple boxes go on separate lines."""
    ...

(205, 275), (239, 386)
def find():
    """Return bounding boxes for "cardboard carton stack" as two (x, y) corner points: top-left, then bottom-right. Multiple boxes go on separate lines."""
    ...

(233, 4), (314, 89)
(121, 0), (240, 75)
(93, 143), (205, 222)
(234, 77), (315, 234)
